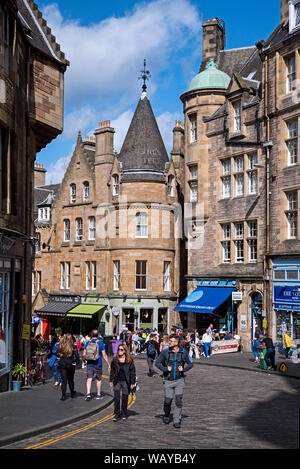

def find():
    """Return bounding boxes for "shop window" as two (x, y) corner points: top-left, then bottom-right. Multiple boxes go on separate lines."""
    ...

(140, 309), (153, 325)
(123, 308), (134, 331)
(158, 308), (168, 333)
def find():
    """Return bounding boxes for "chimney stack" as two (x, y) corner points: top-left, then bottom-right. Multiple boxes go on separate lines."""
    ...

(281, 0), (289, 25)
(200, 18), (225, 72)
(34, 163), (47, 187)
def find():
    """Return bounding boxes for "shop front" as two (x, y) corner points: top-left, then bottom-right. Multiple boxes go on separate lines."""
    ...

(35, 295), (81, 338)
(272, 260), (300, 345)
(0, 259), (11, 389)
(175, 279), (237, 334)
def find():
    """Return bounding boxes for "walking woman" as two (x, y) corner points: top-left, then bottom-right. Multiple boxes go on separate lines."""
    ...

(109, 343), (136, 421)
(57, 334), (80, 401)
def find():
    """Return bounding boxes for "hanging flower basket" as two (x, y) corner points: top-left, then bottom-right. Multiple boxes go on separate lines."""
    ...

(105, 312), (111, 322)
(133, 311), (138, 318)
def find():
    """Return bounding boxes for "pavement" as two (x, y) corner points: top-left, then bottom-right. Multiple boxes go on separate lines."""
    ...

(0, 350), (299, 448)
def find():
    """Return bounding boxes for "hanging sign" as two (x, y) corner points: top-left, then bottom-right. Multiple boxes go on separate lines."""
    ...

(241, 315), (247, 331)
(232, 291), (242, 301)
(22, 324), (30, 341)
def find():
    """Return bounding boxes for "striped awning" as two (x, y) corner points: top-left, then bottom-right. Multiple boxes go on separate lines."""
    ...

(35, 302), (74, 317)
(66, 305), (106, 319)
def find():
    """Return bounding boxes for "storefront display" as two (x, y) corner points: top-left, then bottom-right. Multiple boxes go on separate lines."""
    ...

(0, 270), (10, 373)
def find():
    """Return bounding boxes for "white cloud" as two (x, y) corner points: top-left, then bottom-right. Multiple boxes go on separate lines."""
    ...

(41, 0), (201, 108)
(46, 154), (72, 185)
(111, 109), (134, 152)
(157, 111), (182, 154)
(63, 105), (96, 140)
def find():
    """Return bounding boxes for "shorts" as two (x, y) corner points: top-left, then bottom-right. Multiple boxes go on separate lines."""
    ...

(87, 365), (102, 380)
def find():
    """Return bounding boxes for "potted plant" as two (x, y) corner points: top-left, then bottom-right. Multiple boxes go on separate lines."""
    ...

(11, 363), (27, 391)
(133, 310), (138, 318)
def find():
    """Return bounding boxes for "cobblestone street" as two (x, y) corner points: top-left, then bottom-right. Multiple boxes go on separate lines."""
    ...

(4, 359), (300, 450)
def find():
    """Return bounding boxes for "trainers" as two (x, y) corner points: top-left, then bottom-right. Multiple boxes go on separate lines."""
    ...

(96, 394), (104, 400)
(173, 422), (181, 429)
(113, 416), (120, 422)
(85, 394), (92, 401)
(122, 416), (128, 421)
(163, 416), (170, 424)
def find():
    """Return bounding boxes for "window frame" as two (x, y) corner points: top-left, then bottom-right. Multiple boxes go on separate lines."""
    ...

(75, 218), (83, 242)
(136, 212), (148, 238)
(135, 260), (147, 291)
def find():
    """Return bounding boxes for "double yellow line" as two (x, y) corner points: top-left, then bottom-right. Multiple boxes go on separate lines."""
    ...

(26, 388), (136, 449)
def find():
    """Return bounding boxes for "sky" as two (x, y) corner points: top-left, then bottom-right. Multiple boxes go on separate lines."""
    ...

(37, 0), (281, 185)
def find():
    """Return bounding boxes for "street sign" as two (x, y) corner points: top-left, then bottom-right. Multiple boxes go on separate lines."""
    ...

(232, 291), (242, 301)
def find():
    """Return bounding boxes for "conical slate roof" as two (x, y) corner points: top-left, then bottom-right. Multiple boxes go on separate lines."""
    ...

(118, 94), (169, 181)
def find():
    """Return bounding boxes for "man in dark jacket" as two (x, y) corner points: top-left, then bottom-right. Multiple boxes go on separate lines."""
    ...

(263, 335), (277, 370)
(139, 333), (160, 377)
(155, 334), (193, 429)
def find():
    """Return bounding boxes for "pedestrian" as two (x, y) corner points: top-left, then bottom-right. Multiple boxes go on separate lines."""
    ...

(284, 331), (293, 359)
(263, 335), (277, 370)
(57, 334), (80, 401)
(187, 331), (200, 359)
(202, 329), (213, 357)
(253, 327), (263, 362)
(109, 343), (136, 422)
(155, 334), (193, 429)
(131, 331), (140, 355)
(48, 334), (61, 386)
(139, 332), (160, 376)
(160, 334), (169, 353)
(83, 329), (111, 401)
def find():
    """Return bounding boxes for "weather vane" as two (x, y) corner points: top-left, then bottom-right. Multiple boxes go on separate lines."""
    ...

(139, 59), (151, 92)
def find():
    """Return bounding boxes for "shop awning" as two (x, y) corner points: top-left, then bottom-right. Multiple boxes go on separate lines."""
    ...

(174, 286), (235, 314)
(66, 305), (106, 319)
(35, 302), (74, 317)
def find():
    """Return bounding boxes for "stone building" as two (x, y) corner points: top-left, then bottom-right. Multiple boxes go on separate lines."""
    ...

(0, 0), (68, 390)
(33, 91), (183, 337)
(176, 2), (300, 351)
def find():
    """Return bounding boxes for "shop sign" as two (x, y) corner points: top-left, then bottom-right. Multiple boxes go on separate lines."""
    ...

(32, 316), (40, 325)
(50, 295), (80, 304)
(196, 279), (237, 288)
(22, 324), (30, 341)
(241, 314), (247, 330)
(82, 296), (107, 304)
(274, 286), (300, 311)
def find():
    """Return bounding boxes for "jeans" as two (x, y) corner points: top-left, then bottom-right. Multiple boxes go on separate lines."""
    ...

(53, 360), (61, 383)
(204, 342), (210, 357)
(114, 380), (129, 418)
(253, 341), (261, 360)
(285, 347), (291, 359)
(146, 356), (155, 376)
(163, 378), (185, 424)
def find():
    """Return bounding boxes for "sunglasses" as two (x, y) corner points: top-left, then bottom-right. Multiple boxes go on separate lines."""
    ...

(118, 348), (124, 351)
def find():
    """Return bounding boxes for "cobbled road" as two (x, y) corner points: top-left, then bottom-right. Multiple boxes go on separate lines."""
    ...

(4, 359), (300, 449)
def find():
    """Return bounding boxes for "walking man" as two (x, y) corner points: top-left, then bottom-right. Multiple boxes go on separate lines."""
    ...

(155, 334), (193, 429)
(83, 329), (111, 401)
(139, 332), (160, 377)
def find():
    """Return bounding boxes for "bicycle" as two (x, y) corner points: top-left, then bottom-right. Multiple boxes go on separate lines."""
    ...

(28, 349), (46, 386)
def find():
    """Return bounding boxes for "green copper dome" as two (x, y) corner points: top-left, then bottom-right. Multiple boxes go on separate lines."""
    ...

(189, 58), (231, 91)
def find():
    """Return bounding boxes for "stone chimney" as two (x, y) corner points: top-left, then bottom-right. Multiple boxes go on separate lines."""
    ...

(200, 18), (225, 72)
(281, 0), (289, 25)
(94, 120), (115, 205)
(34, 163), (47, 187)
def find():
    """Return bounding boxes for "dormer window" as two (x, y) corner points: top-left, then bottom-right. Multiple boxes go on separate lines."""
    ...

(38, 207), (50, 222)
(289, 1), (300, 32)
(83, 181), (90, 201)
(233, 101), (242, 132)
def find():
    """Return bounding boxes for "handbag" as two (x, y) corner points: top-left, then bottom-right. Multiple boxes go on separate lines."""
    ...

(48, 355), (57, 368)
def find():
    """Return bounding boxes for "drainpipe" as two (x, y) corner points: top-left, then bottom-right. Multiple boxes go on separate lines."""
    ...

(263, 56), (273, 336)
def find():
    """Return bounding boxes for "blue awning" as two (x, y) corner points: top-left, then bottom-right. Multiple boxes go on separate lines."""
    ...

(174, 286), (235, 314)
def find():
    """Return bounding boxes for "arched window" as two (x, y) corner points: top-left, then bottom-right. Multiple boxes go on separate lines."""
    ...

(76, 218), (83, 241)
(112, 174), (119, 196)
(70, 184), (76, 204)
(83, 181), (90, 201)
(136, 212), (148, 238)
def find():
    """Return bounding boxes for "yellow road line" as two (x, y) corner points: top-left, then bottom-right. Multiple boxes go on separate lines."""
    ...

(26, 393), (136, 450)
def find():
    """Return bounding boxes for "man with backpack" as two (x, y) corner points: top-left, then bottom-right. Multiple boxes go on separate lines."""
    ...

(139, 332), (160, 377)
(83, 329), (111, 401)
(155, 333), (193, 429)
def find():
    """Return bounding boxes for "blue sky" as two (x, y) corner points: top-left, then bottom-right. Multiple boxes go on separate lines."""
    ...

(38, 0), (281, 184)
